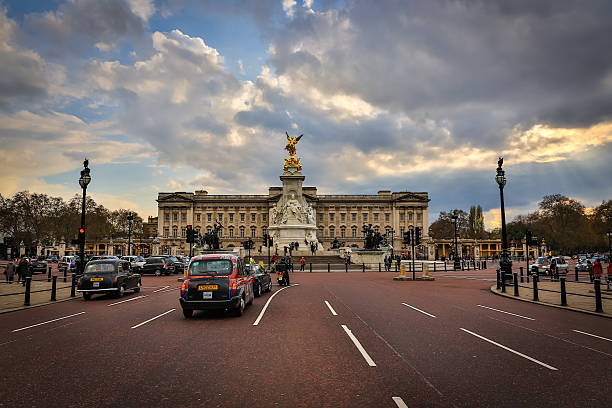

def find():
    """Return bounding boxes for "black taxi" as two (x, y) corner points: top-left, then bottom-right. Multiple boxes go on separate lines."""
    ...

(179, 254), (253, 318)
(77, 259), (141, 300)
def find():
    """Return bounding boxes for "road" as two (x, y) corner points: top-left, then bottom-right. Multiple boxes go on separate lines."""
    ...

(0, 269), (610, 407)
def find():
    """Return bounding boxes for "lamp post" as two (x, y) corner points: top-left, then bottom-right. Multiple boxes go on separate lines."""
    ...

(387, 228), (395, 261)
(496, 158), (512, 282)
(78, 159), (91, 275)
(127, 212), (134, 257)
(606, 231), (611, 262)
(451, 213), (460, 271)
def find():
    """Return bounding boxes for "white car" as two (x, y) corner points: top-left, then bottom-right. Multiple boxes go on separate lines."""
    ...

(121, 255), (146, 269)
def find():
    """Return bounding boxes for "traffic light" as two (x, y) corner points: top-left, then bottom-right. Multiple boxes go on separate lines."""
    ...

(268, 236), (273, 247)
(72, 228), (85, 245)
(415, 227), (422, 245)
(525, 230), (532, 246)
(403, 231), (410, 244)
(262, 233), (268, 247)
(186, 225), (194, 243)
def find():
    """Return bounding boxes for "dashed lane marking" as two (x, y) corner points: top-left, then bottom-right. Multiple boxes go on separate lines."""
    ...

(401, 303), (436, 318)
(252, 284), (298, 326)
(12, 312), (86, 333)
(573, 330), (612, 343)
(341, 324), (376, 366)
(107, 295), (147, 306)
(477, 304), (535, 320)
(152, 286), (170, 293)
(131, 309), (176, 329)
(460, 328), (558, 370)
(324, 300), (338, 316)
(392, 397), (409, 408)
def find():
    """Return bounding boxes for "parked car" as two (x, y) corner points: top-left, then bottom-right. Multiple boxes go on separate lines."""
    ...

(180, 254), (254, 318)
(89, 255), (119, 261)
(141, 256), (172, 276)
(47, 256), (59, 263)
(168, 256), (184, 274)
(575, 259), (592, 272)
(29, 259), (48, 274)
(549, 256), (569, 276)
(530, 257), (550, 275)
(121, 255), (146, 270)
(77, 259), (141, 300)
(246, 263), (272, 297)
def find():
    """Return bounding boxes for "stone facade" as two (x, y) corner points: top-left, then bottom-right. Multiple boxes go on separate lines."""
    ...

(155, 188), (430, 256)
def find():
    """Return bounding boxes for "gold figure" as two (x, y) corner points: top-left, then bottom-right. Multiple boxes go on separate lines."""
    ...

(284, 131), (303, 172)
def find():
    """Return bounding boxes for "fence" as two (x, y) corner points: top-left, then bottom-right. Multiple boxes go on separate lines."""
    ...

(0, 274), (77, 307)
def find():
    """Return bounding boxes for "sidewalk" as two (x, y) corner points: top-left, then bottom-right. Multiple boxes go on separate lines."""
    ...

(491, 279), (612, 318)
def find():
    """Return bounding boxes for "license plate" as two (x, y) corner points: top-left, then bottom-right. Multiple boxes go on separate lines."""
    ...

(90, 278), (103, 281)
(202, 292), (213, 299)
(198, 284), (218, 290)
(93, 282), (100, 287)
(169, 266), (174, 270)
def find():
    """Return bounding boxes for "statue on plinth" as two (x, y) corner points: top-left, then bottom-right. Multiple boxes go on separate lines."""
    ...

(284, 132), (303, 172)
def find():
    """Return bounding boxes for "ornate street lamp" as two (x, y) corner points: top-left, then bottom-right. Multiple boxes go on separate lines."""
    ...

(451, 212), (460, 271)
(127, 212), (134, 256)
(78, 159), (91, 275)
(387, 228), (395, 261)
(606, 231), (611, 262)
(496, 158), (512, 282)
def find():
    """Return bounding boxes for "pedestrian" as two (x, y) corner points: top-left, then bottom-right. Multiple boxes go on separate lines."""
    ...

(300, 256), (306, 271)
(607, 261), (612, 283)
(592, 259), (602, 280)
(587, 260), (594, 282)
(17, 257), (29, 286)
(549, 258), (557, 280)
(5, 259), (15, 283)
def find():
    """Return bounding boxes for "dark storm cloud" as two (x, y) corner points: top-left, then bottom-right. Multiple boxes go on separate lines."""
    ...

(267, 0), (612, 147)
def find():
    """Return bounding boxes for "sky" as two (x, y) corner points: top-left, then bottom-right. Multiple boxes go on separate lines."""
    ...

(0, 0), (611, 229)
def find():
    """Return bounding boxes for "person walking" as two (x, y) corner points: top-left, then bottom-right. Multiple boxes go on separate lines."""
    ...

(587, 259), (594, 282)
(607, 260), (612, 283)
(5, 259), (15, 283)
(592, 258), (602, 281)
(550, 258), (557, 280)
(299, 256), (306, 271)
(17, 257), (29, 286)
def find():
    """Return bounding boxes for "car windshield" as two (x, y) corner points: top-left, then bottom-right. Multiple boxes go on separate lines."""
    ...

(85, 263), (115, 274)
(146, 258), (164, 264)
(189, 259), (233, 276)
(536, 258), (547, 264)
(136, 257), (145, 262)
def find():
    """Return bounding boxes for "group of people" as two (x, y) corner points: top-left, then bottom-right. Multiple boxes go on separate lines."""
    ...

(3, 258), (32, 286)
(587, 258), (611, 282)
(383, 255), (394, 271)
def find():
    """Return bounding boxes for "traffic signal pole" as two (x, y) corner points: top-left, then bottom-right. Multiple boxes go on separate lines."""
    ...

(411, 229), (416, 280)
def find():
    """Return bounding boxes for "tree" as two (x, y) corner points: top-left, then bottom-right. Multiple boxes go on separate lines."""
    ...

(429, 209), (468, 239)
(467, 205), (486, 239)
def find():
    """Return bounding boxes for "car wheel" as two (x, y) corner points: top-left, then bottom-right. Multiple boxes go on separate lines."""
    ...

(254, 282), (261, 297)
(155, 269), (161, 276)
(83, 293), (92, 300)
(234, 297), (245, 317)
(182, 309), (193, 318)
(116, 285), (125, 298)
(133, 281), (141, 293)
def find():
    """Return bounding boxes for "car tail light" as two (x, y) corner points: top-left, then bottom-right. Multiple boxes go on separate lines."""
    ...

(77, 278), (81, 285)
(163, 263), (167, 268)
(113, 276), (118, 283)
(181, 279), (189, 296)
(231, 280), (237, 295)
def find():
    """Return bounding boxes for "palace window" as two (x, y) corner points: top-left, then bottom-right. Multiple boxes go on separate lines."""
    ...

(207, 213), (212, 222)
(229, 214), (233, 222)
(341, 227), (346, 238)
(385, 213), (390, 222)
(262, 214), (267, 222)
(330, 213), (335, 222)
(229, 227), (234, 237)
(341, 213), (345, 222)
(409, 213), (413, 221)
(206, 227), (212, 233)
(329, 227), (335, 238)
(352, 213), (356, 222)
(164, 214), (169, 222)
(163, 228), (169, 238)
(251, 227), (256, 237)
(352, 227), (357, 237)
(374, 213), (379, 222)
(251, 214), (256, 222)
(218, 214), (223, 222)
(363, 214), (368, 223)
(172, 228), (178, 238)
(400, 228), (404, 236)
(196, 214), (201, 222)
(262, 227), (267, 236)
(173, 213), (178, 222)
(417, 213), (422, 221)
(319, 214), (323, 222)
(241, 213), (245, 222)
(240, 227), (245, 237)
(181, 228), (186, 238)
(181, 213), (186, 222)
(400, 213), (405, 222)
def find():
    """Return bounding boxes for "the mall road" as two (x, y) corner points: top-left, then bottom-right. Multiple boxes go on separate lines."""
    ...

(0, 270), (610, 407)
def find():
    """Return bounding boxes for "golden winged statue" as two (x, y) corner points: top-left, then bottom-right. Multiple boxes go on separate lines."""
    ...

(284, 131), (303, 172)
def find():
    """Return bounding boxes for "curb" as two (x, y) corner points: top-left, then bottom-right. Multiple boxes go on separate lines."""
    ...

(489, 285), (611, 319)
(0, 295), (79, 315)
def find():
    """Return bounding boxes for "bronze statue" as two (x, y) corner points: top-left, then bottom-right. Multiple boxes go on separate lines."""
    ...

(284, 132), (303, 172)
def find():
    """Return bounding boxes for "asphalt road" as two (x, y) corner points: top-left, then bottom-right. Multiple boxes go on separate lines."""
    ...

(0, 269), (610, 407)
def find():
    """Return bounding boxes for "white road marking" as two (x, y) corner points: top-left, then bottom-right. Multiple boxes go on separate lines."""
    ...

(401, 303), (436, 318)
(392, 396), (409, 408)
(341, 324), (376, 366)
(477, 304), (535, 320)
(12, 312), (86, 333)
(324, 300), (338, 316)
(460, 328), (558, 371)
(131, 309), (176, 329)
(573, 330), (612, 342)
(252, 284), (298, 326)
(152, 286), (170, 293)
(107, 295), (147, 306)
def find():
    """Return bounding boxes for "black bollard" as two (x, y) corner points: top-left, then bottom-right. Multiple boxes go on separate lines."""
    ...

(533, 274), (539, 301)
(594, 279), (603, 313)
(496, 270), (501, 290)
(51, 275), (57, 301)
(527, 272), (530, 283)
(70, 274), (76, 297)
(24, 277), (32, 306)
(560, 277), (567, 306)
(575, 268), (579, 282)
(483, 260), (487, 269)
(444, 262), (447, 272)
(63, 267), (67, 283)
(48, 266), (52, 282)
(345, 263), (348, 273)
(378, 263), (381, 272)
(396, 261), (399, 272)
(362, 263), (365, 272)
(461, 261), (464, 271)
(327, 263), (330, 273)
(309, 263), (312, 273)
(513, 273), (519, 296)
(501, 271), (506, 293)
(520, 266), (524, 283)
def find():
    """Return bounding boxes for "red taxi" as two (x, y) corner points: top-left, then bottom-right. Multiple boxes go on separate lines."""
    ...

(179, 254), (254, 318)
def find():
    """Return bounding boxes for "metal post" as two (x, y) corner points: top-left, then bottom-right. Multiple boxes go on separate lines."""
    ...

(533, 274), (539, 301)
(309, 263), (312, 273)
(434, 262), (436, 272)
(444, 261), (447, 272)
(378, 263), (381, 272)
(575, 268), (579, 282)
(501, 271), (506, 293)
(24, 277), (31, 306)
(362, 263), (365, 272)
(48, 266), (52, 282)
(513, 273), (519, 296)
(327, 263), (330, 273)
(483, 260), (487, 269)
(51, 275), (57, 301)
(594, 279), (603, 313)
(63, 267), (67, 283)
(560, 277), (567, 306)
(345, 262), (348, 273)
(70, 274), (76, 297)
(520, 266), (524, 283)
